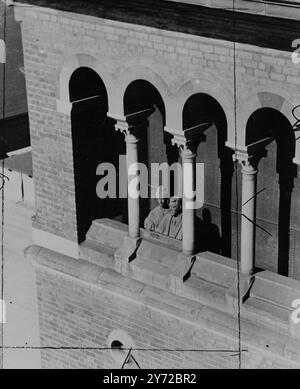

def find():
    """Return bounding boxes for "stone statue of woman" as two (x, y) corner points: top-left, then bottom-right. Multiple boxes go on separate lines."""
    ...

(144, 186), (170, 231)
(156, 196), (183, 240)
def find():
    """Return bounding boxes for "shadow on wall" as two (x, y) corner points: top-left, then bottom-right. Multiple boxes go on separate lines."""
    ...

(246, 107), (297, 276)
(123, 79), (179, 224)
(184, 93), (233, 258)
(195, 208), (221, 255)
(70, 66), (126, 243)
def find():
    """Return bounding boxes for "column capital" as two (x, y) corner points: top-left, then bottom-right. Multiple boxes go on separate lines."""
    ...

(114, 120), (142, 142)
(113, 108), (154, 141)
(233, 150), (267, 172)
(56, 98), (72, 115)
(177, 140), (198, 157)
(166, 122), (210, 156)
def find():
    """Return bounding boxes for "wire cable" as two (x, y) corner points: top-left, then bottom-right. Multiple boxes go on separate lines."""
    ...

(0, 0), (7, 370)
(232, 0), (242, 370)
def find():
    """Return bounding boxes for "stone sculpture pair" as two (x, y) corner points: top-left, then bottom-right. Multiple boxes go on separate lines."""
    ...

(144, 186), (183, 240)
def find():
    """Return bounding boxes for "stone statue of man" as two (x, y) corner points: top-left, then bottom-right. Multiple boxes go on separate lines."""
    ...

(144, 186), (170, 231)
(156, 196), (183, 240)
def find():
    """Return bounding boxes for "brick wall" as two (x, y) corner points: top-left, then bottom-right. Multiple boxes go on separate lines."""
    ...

(14, 2), (300, 370)
(15, 6), (300, 277)
(16, 4), (300, 240)
(32, 247), (300, 369)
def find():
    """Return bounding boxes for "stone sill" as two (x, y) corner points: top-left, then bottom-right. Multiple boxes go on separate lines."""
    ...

(26, 243), (300, 365)
(25, 218), (300, 364)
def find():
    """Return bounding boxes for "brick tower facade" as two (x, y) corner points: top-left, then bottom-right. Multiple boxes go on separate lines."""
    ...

(14, 0), (300, 368)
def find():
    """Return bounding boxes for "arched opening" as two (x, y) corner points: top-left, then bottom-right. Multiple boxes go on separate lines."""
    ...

(183, 93), (234, 256)
(69, 67), (125, 242)
(246, 108), (297, 276)
(123, 80), (175, 225)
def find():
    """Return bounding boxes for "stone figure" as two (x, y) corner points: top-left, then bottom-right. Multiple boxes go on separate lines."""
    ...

(144, 186), (170, 231)
(156, 196), (183, 240)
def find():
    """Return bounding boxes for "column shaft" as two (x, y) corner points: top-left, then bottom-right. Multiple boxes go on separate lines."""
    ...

(241, 162), (257, 275)
(182, 148), (197, 256)
(126, 133), (140, 239)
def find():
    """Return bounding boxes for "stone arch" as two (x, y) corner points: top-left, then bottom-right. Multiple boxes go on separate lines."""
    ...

(172, 77), (234, 139)
(122, 78), (174, 223)
(181, 90), (234, 257)
(68, 64), (126, 242)
(56, 53), (114, 114)
(239, 88), (297, 147)
(245, 107), (297, 277)
(110, 65), (171, 119)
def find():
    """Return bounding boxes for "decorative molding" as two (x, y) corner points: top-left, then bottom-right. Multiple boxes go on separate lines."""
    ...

(233, 147), (268, 170)
(167, 122), (210, 153)
(15, 0), (300, 50)
(225, 141), (248, 153)
(113, 108), (154, 139)
(293, 157), (300, 166)
(32, 228), (79, 259)
(56, 98), (72, 115)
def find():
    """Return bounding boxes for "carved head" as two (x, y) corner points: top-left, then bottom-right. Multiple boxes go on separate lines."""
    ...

(169, 196), (182, 217)
(155, 185), (169, 208)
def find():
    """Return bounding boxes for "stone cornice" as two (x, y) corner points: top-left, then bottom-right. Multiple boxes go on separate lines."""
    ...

(14, 0), (300, 52)
(25, 237), (300, 365)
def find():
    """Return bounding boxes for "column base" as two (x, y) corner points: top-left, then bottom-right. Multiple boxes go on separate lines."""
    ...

(170, 253), (195, 294)
(182, 249), (195, 256)
(225, 274), (255, 315)
(114, 235), (142, 275)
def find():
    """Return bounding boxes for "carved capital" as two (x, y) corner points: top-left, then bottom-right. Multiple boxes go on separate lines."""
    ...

(115, 120), (140, 143)
(114, 107), (154, 142)
(233, 149), (267, 173)
(166, 122), (210, 158)
(176, 140), (198, 158)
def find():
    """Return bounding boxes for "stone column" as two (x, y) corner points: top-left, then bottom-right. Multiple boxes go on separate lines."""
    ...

(168, 125), (208, 257)
(112, 108), (153, 241)
(181, 144), (197, 255)
(126, 132), (141, 239)
(115, 120), (141, 239)
(169, 136), (198, 256)
(238, 156), (258, 276)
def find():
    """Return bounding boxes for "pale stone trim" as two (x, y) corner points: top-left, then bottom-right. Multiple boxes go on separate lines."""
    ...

(116, 65), (170, 117)
(56, 53), (114, 114)
(293, 156), (300, 166)
(7, 146), (32, 157)
(238, 88), (296, 148)
(174, 76), (235, 137)
(32, 228), (79, 259)
(107, 329), (136, 365)
(56, 98), (72, 115)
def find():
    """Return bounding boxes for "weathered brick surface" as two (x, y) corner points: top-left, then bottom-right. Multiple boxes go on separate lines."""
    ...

(35, 263), (300, 369)
(15, 4), (300, 369)
(16, 6), (300, 246)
